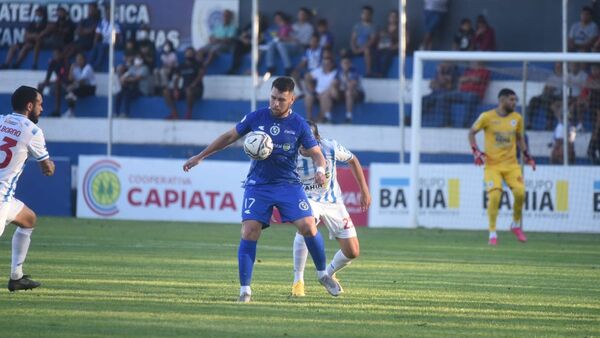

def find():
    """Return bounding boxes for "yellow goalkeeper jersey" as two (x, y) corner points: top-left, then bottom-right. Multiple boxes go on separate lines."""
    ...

(472, 109), (524, 167)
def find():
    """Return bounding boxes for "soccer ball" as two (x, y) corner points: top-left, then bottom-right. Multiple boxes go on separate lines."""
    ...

(243, 131), (273, 160)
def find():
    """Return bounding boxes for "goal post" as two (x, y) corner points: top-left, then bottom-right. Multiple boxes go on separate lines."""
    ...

(402, 51), (600, 231)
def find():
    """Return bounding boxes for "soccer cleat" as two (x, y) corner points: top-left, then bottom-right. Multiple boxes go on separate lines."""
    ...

(331, 274), (344, 293)
(318, 274), (343, 297)
(291, 281), (305, 297)
(511, 226), (527, 243)
(238, 292), (251, 303)
(488, 237), (498, 246)
(8, 275), (41, 292)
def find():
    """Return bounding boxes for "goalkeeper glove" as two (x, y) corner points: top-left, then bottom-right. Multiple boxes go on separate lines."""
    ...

(471, 145), (486, 166)
(523, 150), (536, 171)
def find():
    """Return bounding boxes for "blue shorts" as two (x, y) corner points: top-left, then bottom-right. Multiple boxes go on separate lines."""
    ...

(424, 10), (444, 33)
(242, 183), (313, 228)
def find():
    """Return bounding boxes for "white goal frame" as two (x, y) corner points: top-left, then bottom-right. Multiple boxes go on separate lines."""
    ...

(408, 51), (600, 228)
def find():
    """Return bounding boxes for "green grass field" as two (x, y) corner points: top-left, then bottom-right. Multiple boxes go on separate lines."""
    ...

(0, 217), (598, 337)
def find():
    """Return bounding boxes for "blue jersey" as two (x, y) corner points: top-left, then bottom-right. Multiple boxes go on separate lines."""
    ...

(236, 107), (317, 186)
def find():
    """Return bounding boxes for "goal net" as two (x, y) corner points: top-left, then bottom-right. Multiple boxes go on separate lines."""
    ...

(369, 52), (600, 233)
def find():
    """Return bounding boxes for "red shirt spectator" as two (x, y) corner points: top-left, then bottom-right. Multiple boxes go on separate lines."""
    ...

(473, 15), (496, 51)
(459, 62), (491, 99)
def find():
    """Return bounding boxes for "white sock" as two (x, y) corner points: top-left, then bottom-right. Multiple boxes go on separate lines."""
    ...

(240, 285), (251, 296)
(489, 231), (497, 239)
(345, 112), (353, 118)
(326, 250), (352, 276)
(317, 270), (327, 279)
(325, 112), (332, 120)
(11, 227), (33, 280)
(511, 221), (521, 229)
(293, 233), (308, 283)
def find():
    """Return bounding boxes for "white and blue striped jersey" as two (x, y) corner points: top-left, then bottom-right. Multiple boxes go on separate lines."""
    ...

(296, 138), (353, 204)
(0, 113), (49, 202)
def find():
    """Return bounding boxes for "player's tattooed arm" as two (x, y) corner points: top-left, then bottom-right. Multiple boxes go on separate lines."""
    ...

(39, 159), (55, 176)
(183, 128), (240, 172)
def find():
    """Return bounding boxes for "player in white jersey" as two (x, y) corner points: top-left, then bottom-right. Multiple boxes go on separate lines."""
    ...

(291, 121), (371, 296)
(1, 86), (55, 292)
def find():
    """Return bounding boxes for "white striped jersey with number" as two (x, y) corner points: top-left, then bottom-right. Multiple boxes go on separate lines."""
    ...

(296, 138), (353, 204)
(0, 113), (49, 202)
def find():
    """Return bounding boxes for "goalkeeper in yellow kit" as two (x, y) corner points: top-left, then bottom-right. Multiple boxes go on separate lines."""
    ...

(468, 88), (536, 246)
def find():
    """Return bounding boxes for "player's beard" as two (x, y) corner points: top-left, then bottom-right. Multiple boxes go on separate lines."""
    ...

(27, 111), (39, 124)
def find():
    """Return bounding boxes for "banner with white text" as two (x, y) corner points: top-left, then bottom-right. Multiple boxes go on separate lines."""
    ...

(77, 156), (247, 223)
(369, 164), (600, 233)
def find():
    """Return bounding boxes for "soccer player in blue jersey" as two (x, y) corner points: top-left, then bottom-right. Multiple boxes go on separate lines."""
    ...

(183, 77), (342, 302)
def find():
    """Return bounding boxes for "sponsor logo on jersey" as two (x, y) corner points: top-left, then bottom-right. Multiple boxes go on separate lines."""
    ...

(511, 119), (517, 127)
(284, 130), (296, 135)
(258, 125), (264, 131)
(270, 125), (280, 136)
(82, 160), (122, 217)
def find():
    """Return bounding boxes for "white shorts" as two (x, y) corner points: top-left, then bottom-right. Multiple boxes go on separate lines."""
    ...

(309, 199), (357, 240)
(0, 198), (25, 237)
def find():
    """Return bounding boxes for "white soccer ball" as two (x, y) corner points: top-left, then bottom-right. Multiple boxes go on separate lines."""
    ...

(243, 131), (273, 160)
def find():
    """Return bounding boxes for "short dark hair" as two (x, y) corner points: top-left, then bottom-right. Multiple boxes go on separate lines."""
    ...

(272, 77), (295, 93)
(307, 120), (320, 139)
(317, 18), (328, 26)
(362, 5), (373, 14)
(11, 86), (40, 112)
(498, 88), (516, 98)
(582, 6), (593, 14)
(460, 18), (471, 25)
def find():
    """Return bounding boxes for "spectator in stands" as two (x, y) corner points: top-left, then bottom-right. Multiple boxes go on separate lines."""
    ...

(568, 6), (598, 52)
(441, 61), (490, 127)
(580, 64), (600, 164)
(198, 10), (237, 68)
(163, 47), (204, 120)
(335, 56), (365, 123)
(90, 5), (121, 71)
(1, 6), (47, 69)
(292, 33), (322, 96)
(568, 63), (590, 131)
(526, 62), (563, 130)
(350, 5), (377, 77)
(316, 19), (334, 49)
(136, 25), (156, 71)
(35, 7), (75, 70)
(304, 57), (338, 122)
(115, 54), (153, 118)
(422, 62), (457, 125)
(225, 15), (267, 75)
(473, 15), (496, 51)
(37, 48), (69, 117)
(421, 0), (448, 50)
(265, 11), (293, 74)
(593, 35), (600, 52)
(266, 8), (314, 75)
(375, 10), (399, 77)
(63, 53), (96, 118)
(155, 40), (178, 91)
(116, 40), (138, 77)
(63, 3), (101, 60)
(550, 108), (576, 164)
(453, 18), (475, 51)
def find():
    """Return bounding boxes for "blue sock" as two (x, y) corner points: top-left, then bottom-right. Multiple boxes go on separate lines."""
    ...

(238, 239), (257, 286)
(303, 231), (326, 271)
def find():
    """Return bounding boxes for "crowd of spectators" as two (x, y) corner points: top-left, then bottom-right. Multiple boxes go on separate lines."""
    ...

(1, 2), (599, 139)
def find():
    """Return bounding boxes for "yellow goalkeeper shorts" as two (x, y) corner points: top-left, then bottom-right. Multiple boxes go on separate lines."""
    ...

(484, 165), (524, 192)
